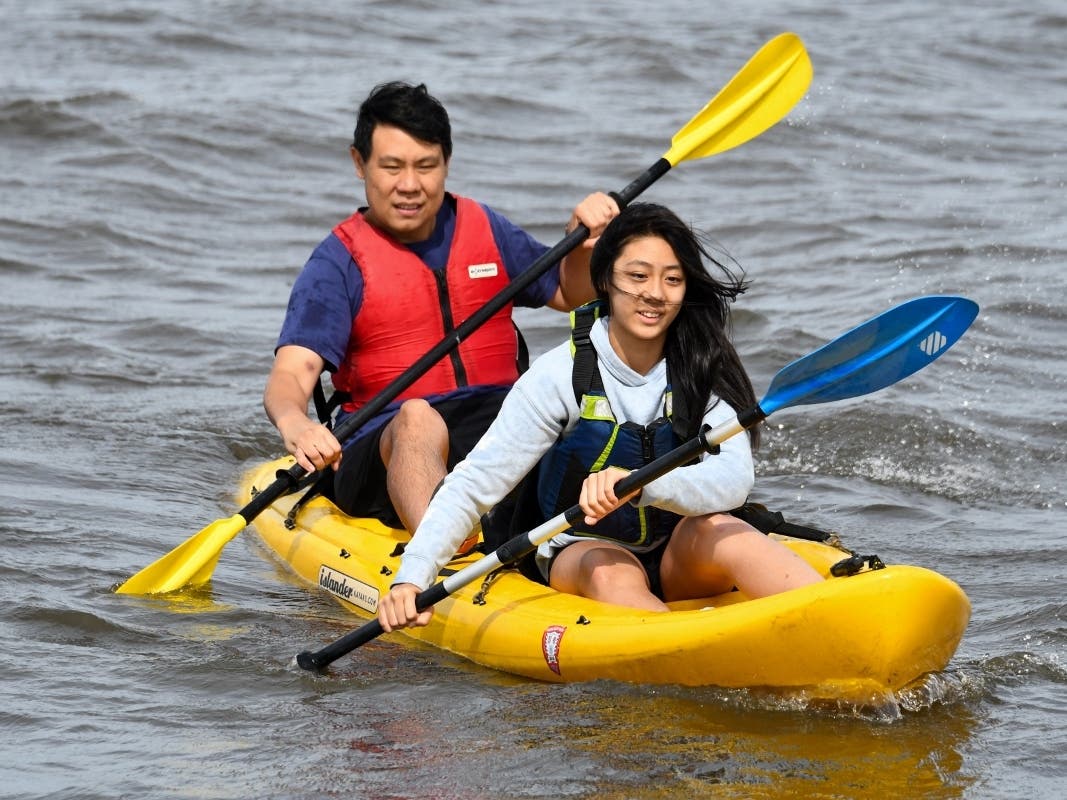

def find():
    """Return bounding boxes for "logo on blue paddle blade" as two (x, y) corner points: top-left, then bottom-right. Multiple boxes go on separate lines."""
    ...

(919, 331), (948, 356)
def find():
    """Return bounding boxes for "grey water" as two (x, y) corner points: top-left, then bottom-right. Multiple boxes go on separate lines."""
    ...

(1, 1), (1064, 797)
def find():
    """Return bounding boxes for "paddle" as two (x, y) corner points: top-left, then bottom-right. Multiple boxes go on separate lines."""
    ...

(115, 32), (813, 596)
(294, 294), (980, 670)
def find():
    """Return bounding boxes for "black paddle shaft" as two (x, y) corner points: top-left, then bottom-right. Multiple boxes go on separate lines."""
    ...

(253, 158), (674, 518)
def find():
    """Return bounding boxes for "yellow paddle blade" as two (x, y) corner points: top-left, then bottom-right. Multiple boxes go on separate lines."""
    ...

(664, 32), (812, 166)
(114, 513), (247, 595)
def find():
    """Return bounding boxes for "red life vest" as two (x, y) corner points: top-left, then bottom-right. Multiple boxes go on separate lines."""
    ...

(331, 195), (520, 412)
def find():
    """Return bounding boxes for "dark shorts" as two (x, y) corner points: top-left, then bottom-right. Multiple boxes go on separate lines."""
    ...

(330, 388), (509, 528)
(634, 538), (670, 600)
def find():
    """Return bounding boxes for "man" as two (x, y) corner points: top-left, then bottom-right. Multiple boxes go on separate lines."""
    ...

(264, 81), (618, 542)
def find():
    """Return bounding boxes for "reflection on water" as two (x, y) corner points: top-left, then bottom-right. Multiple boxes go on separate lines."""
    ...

(493, 682), (978, 799)
(321, 675), (977, 799)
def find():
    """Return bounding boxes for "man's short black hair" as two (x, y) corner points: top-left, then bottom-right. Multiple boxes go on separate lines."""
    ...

(352, 81), (452, 161)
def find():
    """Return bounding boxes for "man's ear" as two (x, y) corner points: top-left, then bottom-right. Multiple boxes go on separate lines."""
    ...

(350, 145), (365, 180)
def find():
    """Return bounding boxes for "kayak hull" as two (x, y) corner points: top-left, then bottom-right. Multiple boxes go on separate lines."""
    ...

(241, 458), (970, 697)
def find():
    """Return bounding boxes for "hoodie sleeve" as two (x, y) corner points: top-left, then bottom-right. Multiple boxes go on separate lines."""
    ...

(633, 396), (755, 517)
(392, 341), (577, 590)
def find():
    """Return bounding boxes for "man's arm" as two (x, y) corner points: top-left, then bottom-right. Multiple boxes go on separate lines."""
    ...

(264, 344), (342, 473)
(547, 192), (620, 311)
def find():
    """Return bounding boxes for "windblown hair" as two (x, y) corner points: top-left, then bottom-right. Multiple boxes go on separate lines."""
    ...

(589, 202), (760, 448)
(352, 81), (453, 161)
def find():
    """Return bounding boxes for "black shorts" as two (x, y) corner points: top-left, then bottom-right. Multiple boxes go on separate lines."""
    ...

(330, 388), (509, 528)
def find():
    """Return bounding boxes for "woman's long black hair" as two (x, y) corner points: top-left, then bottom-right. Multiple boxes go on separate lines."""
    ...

(589, 202), (760, 448)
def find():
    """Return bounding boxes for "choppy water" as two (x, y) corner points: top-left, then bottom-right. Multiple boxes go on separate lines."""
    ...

(2, 1), (1065, 798)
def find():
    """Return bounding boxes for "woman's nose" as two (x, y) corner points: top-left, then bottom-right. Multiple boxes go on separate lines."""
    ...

(645, 278), (667, 300)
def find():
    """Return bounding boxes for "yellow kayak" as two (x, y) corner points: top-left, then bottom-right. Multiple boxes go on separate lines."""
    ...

(242, 457), (969, 699)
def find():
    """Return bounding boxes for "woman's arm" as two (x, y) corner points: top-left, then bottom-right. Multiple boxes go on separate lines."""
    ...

(635, 397), (755, 517)
(391, 343), (577, 591)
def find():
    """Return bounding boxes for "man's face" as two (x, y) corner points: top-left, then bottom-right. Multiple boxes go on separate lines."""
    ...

(352, 124), (449, 244)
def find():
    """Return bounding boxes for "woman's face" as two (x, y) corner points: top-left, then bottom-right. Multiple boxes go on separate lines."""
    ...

(606, 235), (686, 348)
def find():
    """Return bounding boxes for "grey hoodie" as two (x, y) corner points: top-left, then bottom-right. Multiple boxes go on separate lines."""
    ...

(393, 317), (755, 590)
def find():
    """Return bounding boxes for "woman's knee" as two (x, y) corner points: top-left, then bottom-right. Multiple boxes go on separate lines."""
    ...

(672, 512), (745, 550)
(580, 549), (631, 593)
(552, 542), (644, 596)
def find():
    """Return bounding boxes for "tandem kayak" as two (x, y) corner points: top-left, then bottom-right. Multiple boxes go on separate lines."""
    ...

(241, 457), (970, 699)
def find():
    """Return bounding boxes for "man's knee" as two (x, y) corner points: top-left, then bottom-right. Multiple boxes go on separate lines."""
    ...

(392, 399), (446, 436)
(380, 400), (448, 465)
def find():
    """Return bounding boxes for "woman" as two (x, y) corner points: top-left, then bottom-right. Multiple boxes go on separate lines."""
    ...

(378, 203), (822, 631)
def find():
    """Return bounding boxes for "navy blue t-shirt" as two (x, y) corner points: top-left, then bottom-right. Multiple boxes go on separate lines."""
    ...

(276, 195), (560, 372)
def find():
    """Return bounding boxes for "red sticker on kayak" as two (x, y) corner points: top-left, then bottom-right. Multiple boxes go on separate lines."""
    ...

(542, 625), (566, 675)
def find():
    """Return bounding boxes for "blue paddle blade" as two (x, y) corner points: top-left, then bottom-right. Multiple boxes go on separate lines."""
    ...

(759, 295), (979, 416)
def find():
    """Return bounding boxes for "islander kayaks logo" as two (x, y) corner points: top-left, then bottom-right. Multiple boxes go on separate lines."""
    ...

(542, 625), (566, 675)
(919, 330), (948, 356)
(318, 565), (378, 614)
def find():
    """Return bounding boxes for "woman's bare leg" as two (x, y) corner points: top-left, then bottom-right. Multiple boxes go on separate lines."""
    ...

(660, 513), (823, 602)
(549, 539), (669, 611)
